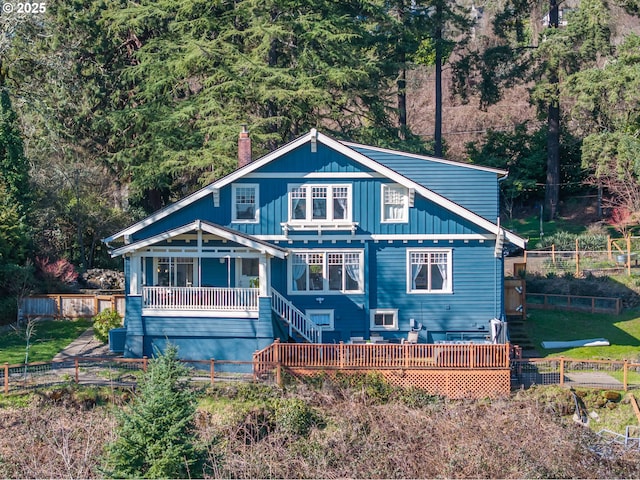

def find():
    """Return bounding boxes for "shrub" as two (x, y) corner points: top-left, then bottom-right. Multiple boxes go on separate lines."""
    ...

(276, 398), (323, 437)
(92, 309), (122, 344)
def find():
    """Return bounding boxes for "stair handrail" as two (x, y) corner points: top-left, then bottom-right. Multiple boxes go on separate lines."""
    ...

(270, 289), (322, 343)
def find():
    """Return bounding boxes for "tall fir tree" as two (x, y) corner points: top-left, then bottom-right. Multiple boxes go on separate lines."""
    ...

(0, 88), (31, 212)
(452, 0), (613, 219)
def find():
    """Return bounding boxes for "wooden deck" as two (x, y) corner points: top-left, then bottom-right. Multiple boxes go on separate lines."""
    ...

(254, 341), (512, 399)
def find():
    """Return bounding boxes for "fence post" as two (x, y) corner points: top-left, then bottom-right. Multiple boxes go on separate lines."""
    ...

(627, 236), (632, 277)
(624, 360), (628, 391)
(74, 358), (79, 384)
(273, 341), (282, 388)
(559, 357), (564, 387)
(142, 356), (148, 372)
(608, 235), (612, 261)
(552, 244), (556, 264)
(339, 341), (344, 369)
(210, 358), (215, 386)
(4, 363), (8, 394)
(575, 238), (580, 276)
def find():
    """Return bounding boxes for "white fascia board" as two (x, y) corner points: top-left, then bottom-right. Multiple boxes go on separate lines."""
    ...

(316, 132), (506, 238)
(111, 220), (288, 259)
(198, 221), (287, 258)
(103, 132), (316, 243)
(340, 140), (508, 176)
(104, 129), (519, 246)
(504, 230), (528, 249)
(111, 222), (200, 256)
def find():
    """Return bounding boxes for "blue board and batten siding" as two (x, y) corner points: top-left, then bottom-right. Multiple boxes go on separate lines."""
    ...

(127, 143), (485, 241)
(349, 145), (501, 221)
(114, 133), (509, 361)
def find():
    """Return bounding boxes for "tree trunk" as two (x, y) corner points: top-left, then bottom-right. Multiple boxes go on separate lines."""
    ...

(544, 0), (560, 220)
(434, 0), (443, 157)
(398, 64), (407, 140)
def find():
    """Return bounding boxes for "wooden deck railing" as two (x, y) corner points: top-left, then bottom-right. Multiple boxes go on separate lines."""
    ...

(253, 340), (510, 375)
(142, 286), (259, 311)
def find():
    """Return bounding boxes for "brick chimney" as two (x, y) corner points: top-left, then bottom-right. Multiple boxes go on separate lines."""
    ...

(238, 124), (252, 168)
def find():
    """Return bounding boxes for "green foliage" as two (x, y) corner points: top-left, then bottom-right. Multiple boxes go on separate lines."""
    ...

(333, 372), (395, 404)
(468, 124), (583, 217)
(275, 397), (323, 437)
(0, 89), (31, 211)
(564, 34), (640, 214)
(92, 309), (122, 344)
(102, 344), (201, 479)
(537, 230), (608, 251)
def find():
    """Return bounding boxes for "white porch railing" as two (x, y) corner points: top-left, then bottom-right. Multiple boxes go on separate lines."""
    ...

(142, 286), (259, 311)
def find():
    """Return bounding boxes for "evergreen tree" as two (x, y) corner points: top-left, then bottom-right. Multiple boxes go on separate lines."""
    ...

(0, 88), (31, 211)
(102, 345), (200, 479)
(564, 34), (640, 213)
(453, 0), (613, 219)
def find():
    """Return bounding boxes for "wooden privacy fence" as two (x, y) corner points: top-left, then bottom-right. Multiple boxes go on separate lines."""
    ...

(21, 294), (125, 319)
(253, 340), (512, 399)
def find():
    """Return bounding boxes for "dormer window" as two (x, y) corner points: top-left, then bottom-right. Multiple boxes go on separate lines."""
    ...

(232, 184), (259, 223)
(381, 184), (408, 223)
(289, 184), (351, 223)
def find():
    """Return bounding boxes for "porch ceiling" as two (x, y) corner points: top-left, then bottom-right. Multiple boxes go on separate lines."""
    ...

(109, 219), (288, 259)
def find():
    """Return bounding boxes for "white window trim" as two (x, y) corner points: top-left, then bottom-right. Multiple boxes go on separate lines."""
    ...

(381, 183), (409, 224)
(287, 183), (352, 224)
(370, 309), (399, 331)
(287, 249), (364, 295)
(406, 248), (453, 294)
(232, 183), (259, 223)
(306, 309), (335, 331)
(153, 256), (198, 287)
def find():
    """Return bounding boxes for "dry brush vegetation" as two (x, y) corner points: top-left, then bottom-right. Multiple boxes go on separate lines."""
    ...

(1, 380), (639, 479)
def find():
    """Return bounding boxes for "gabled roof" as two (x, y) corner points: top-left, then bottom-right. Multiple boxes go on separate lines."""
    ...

(341, 141), (508, 176)
(110, 220), (288, 258)
(104, 130), (526, 248)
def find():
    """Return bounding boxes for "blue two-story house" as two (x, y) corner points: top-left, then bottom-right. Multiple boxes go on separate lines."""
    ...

(103, 128), (526, 363)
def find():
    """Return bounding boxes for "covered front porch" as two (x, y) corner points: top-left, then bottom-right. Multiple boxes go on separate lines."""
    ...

(112, 220), (288, 316)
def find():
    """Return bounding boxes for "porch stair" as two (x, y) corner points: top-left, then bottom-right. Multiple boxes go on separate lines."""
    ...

(271, 289), (322, 344)
(507, 315), (536, 352)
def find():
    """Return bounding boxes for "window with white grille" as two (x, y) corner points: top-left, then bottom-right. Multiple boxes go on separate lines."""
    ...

(407, 249), (452, 293)
(382, 184), (408, 222)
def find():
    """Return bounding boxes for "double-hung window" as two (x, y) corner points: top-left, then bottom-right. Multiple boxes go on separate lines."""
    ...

(290, 250), (363, 294)
(232, 184), (259, 222)
(407, 249), (452, 293)
(289, 184), (351, 223)
(381, 184), (408, 222)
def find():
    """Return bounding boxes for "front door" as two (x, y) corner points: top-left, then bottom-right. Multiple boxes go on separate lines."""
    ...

(236, 257), (259, 288)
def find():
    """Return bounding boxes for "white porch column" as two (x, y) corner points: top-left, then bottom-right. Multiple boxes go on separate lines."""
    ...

(258, 253), (269, 297)
(130, 254), (141, 294)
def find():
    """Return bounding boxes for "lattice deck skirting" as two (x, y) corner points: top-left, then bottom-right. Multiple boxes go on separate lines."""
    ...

(287, 368), (511, 399)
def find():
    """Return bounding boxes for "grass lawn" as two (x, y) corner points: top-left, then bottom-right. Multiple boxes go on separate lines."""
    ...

(503, 215), (589, 249)
(524, 308), (640, 361)
(0, 318), (92, 365)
